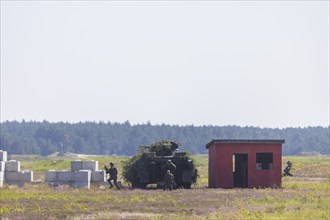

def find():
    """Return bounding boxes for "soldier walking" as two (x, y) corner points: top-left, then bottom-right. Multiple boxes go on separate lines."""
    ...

(283, 161), (293, 177)
(104, 162), (121, 190)
(164, 170), (174, 191)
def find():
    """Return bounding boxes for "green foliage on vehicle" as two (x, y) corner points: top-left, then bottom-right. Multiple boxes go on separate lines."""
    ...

(122, 140), (198, 189)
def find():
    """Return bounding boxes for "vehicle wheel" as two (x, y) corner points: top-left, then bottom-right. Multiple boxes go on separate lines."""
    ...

(139, 183), (147, 189)
(132, 181), (139, 188)
(182, 183), (191, 189)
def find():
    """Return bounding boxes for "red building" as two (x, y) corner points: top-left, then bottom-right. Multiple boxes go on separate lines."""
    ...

(206, 139), (284, 188)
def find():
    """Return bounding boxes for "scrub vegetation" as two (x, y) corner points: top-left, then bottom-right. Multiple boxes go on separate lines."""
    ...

(0, 155), (329, 219)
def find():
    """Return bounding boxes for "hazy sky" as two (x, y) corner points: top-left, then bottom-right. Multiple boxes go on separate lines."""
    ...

(1, 1), (329, 128)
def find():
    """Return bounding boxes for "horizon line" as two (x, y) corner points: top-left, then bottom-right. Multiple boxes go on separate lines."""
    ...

(0, 119), (329, 129)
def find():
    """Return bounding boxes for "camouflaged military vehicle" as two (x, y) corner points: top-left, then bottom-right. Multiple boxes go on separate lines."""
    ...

(123, 140), (198, 189)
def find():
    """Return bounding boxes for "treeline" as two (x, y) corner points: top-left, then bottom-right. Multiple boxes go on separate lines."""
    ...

(0, 120), (329, 156)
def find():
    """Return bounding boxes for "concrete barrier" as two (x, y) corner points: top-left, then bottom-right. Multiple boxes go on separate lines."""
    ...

(71, 160), (83, 171)
(0, 161), (5, 171)
(45, 170), (92, 186)
(44, 159), (104, 189)
(21, 170), (33, 182)
(0, 150), (33, 187)
(0, 150), (7, 161)
(5, 171), (33, 182)
(57, 170), (74, 182)
(71, 160), (98, 171)
(5, 171), (20, 182)
(5, 160), (20, 172)
(82, 160), (98, 171)
(74, 170), (91, 182)
(0, 171), (4, 182)
(91, 170), (106, 182)
(45, 170), (58, 182)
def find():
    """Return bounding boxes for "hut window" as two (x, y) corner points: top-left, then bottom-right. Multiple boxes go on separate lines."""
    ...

(256, 153), (273, 170)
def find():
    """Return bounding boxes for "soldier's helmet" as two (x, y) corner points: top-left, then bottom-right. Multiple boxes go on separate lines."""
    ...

(110, 162), (114, 166)
(167, 160), (172, 164)
(166, 170), (171, 174)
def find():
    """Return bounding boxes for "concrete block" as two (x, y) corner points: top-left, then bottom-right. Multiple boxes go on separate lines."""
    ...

(5, 171), (20, 182)
(0, 171), (4, 182)
(71, 160), (83, 171)
(0, 181), (3, 188)
(0, 150), (7, 161)
(91, 170), (106, 182)
(74, 181), (90, 189)
(5, 160), (20, 172)
(74, 170), (91, 182)
(45, 170), (58, 182)
(21, 170), (33, 182)
(4, 171), (33, 182)
(82, 160), (98, 171)
(0, 161), (5, 171)
(57, 170), (74, 182)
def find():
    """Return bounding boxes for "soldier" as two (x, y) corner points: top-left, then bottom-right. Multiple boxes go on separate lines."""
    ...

(283, 161), (293, 177)
(104, 162), (121, 190)
(164, 159), (176, 174)
(164, 170), (174, 191)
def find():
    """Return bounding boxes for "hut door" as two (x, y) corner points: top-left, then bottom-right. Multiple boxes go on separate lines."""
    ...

(233, 154), (248, 188)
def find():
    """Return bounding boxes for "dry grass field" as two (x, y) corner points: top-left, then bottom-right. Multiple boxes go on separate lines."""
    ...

(0, 155), (329, 219)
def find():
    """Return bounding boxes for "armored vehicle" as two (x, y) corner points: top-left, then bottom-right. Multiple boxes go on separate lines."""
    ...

(123, 140), (198, 189)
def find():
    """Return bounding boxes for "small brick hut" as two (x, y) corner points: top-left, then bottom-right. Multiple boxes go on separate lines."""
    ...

(206, 139), (284, 188)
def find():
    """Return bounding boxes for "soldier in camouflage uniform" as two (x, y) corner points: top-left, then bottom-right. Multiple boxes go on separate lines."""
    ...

(104, 162), (121, 190)
(283, 161), (293, 177)
(164, 159), (176, 174)
(164, 170), (174, 191)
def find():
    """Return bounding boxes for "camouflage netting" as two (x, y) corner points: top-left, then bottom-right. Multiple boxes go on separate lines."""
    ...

(122, 140), (199, 188)
(148, 140), (179, 156)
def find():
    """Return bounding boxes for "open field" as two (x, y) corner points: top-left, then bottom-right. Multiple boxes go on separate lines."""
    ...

(1, 155), (329, 219)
